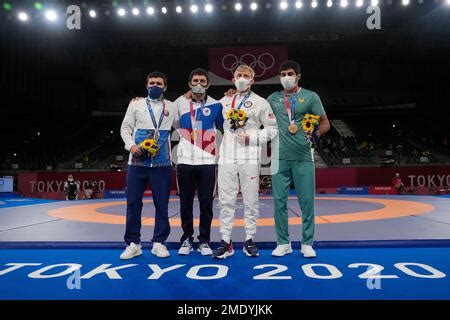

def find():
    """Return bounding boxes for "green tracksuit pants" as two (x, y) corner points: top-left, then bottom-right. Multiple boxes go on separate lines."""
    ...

(272, 160), (315, 245)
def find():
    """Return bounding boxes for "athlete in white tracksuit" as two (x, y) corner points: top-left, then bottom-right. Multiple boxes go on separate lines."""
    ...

(213, 65), (278, 259)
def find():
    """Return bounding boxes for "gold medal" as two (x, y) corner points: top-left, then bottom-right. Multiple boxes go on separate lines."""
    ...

(288, 124), (298, 134)
(191, 131), (196, 140)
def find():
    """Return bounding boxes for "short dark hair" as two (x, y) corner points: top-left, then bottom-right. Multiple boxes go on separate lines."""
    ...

(189, 68), (209, 84)
(279, 60), (301, 75)
(146, 71), (167, 86)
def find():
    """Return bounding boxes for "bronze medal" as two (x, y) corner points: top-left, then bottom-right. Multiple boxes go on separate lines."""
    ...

(191, 131), (196, 140)
(288, 124), (298, 134)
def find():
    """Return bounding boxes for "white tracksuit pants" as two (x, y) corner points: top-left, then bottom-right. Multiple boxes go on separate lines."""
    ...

(218, 160), (260, 240)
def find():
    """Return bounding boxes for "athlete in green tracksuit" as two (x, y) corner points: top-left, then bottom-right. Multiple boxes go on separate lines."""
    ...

(267, 60), (330, 258)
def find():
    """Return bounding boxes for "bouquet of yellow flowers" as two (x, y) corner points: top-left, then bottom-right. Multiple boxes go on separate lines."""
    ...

(139, 138), (159, 158)
(226, 109), (248, 130)
(302, 114), (320, 148)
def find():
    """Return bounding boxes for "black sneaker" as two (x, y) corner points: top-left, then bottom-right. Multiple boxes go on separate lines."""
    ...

(212, 240), (234, 259)
(243, 239), (259, 257)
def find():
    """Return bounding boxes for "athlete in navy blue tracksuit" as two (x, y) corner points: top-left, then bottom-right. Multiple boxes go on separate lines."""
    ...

(119, 71), (178, 259)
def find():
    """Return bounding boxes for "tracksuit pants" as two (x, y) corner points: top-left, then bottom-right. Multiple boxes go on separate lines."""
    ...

(177, 164), (216, 244)
(218, 160), (260, 241)
(124, 165), (172, 245)
(272, 160), (315, 246)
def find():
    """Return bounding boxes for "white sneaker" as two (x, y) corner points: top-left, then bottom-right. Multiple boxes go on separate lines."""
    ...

(197, 243), (213, 256)
(178, 239), (193, 255)
(151, 242), (170, 258)
(301, 244), (317, 258)
(271, 243), (293, 257)
(120, 242), (142, 260)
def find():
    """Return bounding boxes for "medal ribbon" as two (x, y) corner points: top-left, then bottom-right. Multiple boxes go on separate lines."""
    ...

(146, 98), (166, 140)
(283, 87), (302, 125)
(283, 95), (297, 125)
(231, 91), (252, 110)
(189, 100), (204, 133)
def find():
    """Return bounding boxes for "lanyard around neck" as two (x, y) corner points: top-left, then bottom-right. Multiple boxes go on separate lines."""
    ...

(189, 100), (205, 131)
(283, 88), (301, 124)
(146, 98), (166, 133)
(231, 91), (252, 110)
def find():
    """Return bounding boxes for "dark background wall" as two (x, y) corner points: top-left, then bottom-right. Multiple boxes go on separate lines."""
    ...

(1, 0), (449, 142)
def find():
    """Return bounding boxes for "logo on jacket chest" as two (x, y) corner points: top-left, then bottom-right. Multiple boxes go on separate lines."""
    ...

(202, 107), (211, 116)
(279, 97), (305, 104)
(186, 106), (211, 117)
(225, 100), (254, 109)
(243, 101), (253, 108)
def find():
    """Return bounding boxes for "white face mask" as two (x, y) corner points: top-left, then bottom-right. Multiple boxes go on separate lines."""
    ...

(234, 77), (251, 92)
(190, 83), (207, 95)
(280, 76), (297, 90)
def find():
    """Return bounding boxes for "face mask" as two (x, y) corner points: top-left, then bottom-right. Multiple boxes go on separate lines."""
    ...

(191, 83), (206, 95)
(148, 85), (163, 99)
(280, 76), (297, 90)
(234, 77), (251, 92)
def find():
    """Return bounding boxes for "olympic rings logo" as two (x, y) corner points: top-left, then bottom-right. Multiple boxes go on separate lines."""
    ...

(221, 53), (275, 78)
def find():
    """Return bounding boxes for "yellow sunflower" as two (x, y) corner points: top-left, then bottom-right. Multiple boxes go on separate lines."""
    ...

(302, 119), (313, 132)
(237, 110), (246, 121)
(226, 109), (234, 120)
(312, 115), (320, 121)
(140, 139), (154, 151)
(150, 144), (160, 156)
(140, 139), (159, 156)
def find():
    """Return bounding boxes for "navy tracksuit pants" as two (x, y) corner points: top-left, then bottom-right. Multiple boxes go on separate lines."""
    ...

(124, 165), (172, 245)
(177, 164), (216, 244)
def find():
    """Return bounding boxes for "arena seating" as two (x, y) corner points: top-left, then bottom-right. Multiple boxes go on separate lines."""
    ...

(1, 112), (449, 171)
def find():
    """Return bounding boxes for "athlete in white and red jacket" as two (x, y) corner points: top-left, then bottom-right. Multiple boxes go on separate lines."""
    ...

(213, 64), (278, 259)
(173, 68), (224, 256)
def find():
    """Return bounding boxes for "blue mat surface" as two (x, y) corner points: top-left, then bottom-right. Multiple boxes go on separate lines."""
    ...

(1, 246), (449, 300)
(2, 195), (450, 242)
(0, 198), (58, 209)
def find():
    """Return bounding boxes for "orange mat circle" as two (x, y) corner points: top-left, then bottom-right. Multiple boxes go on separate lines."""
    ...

(47, 196), (435, 226)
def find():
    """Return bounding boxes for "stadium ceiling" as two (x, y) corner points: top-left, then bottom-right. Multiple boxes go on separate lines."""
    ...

(1, 1), (449, 45)
(2, 0), (450, 24)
